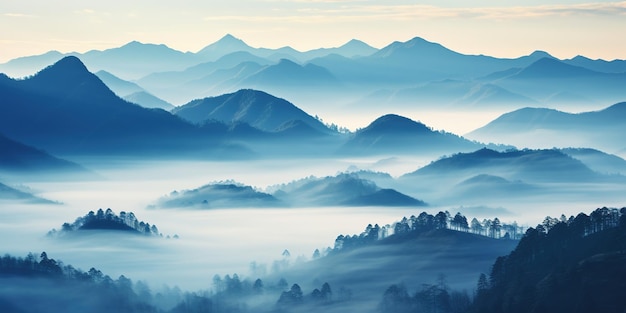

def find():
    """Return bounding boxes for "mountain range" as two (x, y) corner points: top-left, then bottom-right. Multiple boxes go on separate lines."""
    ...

(154, 174), (425, 209)
(2, 35), (625, 111)
(3, 56), (517, 159)
(0, 56), (211, 156)
(467, 102), (626, 153)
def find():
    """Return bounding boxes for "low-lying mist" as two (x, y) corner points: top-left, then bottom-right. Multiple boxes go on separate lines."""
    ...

(2, 156), (623, 296)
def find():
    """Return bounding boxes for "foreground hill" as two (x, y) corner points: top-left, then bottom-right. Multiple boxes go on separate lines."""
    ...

(467, 102), (626, 152)
(395, 148), (626, 205)
(338, 114), (486, 156)
(472, 206), (626, 313)
(268, 211), (518, 312)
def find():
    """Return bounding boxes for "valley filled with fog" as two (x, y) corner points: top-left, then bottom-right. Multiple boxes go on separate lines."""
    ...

(1, 33), (626, 312)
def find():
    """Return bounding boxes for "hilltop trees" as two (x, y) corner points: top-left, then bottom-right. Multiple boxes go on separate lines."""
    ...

(47, 208), (175, 238)
(331, 211), (521, 253)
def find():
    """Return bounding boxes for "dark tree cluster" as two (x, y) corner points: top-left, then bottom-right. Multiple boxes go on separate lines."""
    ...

(0, 252), (157, 312)
(472, 206), (626, 313)
(47, 208), (177, 238)
(379, 278), (471, 313)
(276, 281), (348, 311)
(332, 211), (521, 253)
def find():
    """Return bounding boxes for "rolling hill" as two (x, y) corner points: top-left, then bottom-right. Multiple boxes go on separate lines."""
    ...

(272, 173), (426, 207)
(152, 182), (283, 209)
(338, 114), (485, 156)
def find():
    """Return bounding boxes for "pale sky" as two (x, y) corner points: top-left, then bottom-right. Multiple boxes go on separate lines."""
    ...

(1, 0), (625, 63)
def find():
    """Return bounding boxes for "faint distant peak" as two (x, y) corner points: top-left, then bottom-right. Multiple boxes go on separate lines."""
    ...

(374, 36), (456, 59)
(197, 34), (252, 56)
(528, 50), (555, 59)
(219, 34), (244, 43)
(341, 39), (374, 49)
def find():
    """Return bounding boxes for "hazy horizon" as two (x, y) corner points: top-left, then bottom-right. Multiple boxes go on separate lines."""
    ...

(2, 1), (626, 63)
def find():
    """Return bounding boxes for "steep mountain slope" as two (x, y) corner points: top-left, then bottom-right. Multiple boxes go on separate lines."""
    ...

(494, 58), (626, 104)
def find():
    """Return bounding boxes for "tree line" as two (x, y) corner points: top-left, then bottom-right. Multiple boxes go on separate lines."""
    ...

(332, 211), (523, 253)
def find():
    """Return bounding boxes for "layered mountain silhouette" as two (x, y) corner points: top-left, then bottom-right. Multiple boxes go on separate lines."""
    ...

(173, 89), (330, 134)
(357, 80), (537, 109)
(94, 70), (145, 96)
(0, 56), (243, 156)
(339, 114), (486, 156)
(560, 148), (626, 175)
(272, 173), (426, 207)
(490, 58), (626, 105)
(467, 102), (626, 152)
(402, 148), (602, 184)
(152, 182), (283, 209)
(3, 35), (625, 112)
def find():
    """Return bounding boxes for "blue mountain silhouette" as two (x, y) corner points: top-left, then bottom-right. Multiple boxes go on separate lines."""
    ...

(173, 89), (330, 133)
(0, 56), (241, 156)
(339, 114), (483, 155)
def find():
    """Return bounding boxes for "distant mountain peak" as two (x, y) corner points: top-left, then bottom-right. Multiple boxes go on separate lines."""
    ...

(528, 50), (554, 59)
(37, 56), (89, 76)
(197, 34), (252, 57)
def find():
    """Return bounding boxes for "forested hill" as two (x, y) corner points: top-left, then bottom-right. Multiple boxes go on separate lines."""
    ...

(47, 208), (176, 238)
(471, 206), (626, 313)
